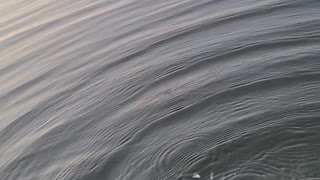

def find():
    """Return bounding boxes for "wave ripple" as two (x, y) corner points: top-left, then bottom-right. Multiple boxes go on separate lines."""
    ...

(1, 0), (320, 179)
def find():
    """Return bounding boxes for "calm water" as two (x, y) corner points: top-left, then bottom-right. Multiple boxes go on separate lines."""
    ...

(1, 0), (320, 179)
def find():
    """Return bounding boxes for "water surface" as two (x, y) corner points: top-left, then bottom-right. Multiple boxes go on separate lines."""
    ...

(1, 0), (320, 179)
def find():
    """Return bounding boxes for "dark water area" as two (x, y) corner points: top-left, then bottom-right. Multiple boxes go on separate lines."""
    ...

(1, 0), (320, 179)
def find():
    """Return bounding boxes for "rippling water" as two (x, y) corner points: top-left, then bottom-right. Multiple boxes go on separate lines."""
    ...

(1, 0), (320, 179)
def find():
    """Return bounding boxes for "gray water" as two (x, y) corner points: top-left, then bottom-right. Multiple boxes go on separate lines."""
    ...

(1, 0), (320, 180)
